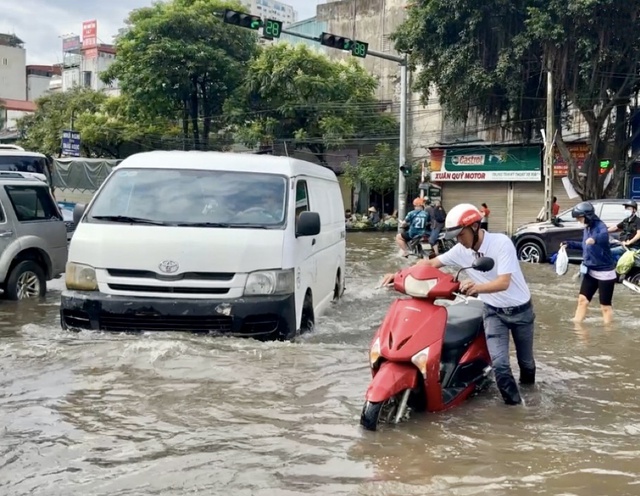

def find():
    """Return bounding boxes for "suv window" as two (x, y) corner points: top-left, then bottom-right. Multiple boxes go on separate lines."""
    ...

(600, 203), (627, 222)
(4, 185), (62, 222)
(295, 180), (309, 218)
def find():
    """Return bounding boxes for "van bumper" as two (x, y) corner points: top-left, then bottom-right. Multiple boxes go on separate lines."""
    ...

(60, 290), (297, 339)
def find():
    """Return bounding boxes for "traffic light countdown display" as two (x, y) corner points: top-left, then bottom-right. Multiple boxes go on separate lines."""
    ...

(320, 32), (369, 58)
(222, 9), (282, 39)
(599, 159), (610, 175)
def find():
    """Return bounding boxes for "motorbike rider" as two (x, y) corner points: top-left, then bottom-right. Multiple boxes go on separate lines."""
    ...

(382, 203), (535, 406)
(561, 202), (616, 324)
(395, 197), (430, 256)
(608, 200), (640, 260)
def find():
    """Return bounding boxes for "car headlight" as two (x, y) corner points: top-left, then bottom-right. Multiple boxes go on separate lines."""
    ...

(370, 337), (381, 368)
(411, 346), (430, 379)
(65, 262), (98, 291)
(403, 275), (438, 298)
(243, 269), (294, 296)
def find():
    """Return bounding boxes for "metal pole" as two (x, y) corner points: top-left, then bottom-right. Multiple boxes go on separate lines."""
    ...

(397, 58), (408, 224)
(543, 55), (555, 221)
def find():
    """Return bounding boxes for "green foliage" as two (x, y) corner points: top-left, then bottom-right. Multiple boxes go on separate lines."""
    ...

(345, 143), (398, 195)
(102, 0), (258, 150)
(17, 88), (106, 156)
(393, 0), (640, 198)
(16, 88), (174, 158)
(225, 43), (399, 163)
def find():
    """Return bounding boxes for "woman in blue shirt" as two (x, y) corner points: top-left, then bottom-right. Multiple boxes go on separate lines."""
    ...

(561, 202), (616, 324)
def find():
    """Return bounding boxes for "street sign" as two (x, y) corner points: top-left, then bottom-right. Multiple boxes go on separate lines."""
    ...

(61, 130), (81, 157)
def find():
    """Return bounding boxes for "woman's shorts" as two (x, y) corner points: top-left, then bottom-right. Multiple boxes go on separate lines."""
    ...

(579, 272), (616, 306)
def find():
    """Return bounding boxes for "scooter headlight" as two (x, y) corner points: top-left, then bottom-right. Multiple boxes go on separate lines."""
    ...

(411, 346), (430, 379)
(404, 275), (438, 298)
(369, 337), (381, 368)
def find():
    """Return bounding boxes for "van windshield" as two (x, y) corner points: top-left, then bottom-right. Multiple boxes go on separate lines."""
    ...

(87, 168), (288, 228)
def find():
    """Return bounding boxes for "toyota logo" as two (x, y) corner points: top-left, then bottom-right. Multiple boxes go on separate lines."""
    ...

(158, 260), (179, 274)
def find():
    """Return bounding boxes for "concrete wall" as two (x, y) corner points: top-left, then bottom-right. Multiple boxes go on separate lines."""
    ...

(0, 45), (27, 100)
(27, 74), (51, 101)
(316, 0), (442, 162)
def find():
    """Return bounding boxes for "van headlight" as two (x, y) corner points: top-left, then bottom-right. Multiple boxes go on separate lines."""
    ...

(244, 269), (294, 296)
(65, 262), (98, 291)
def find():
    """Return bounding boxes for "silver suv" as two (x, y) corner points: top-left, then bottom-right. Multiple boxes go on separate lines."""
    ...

(0, 173), (68, 299)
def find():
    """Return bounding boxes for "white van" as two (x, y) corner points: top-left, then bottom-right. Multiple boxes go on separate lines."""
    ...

(60, 151), (346, 339)
(0, 150), (52, 185)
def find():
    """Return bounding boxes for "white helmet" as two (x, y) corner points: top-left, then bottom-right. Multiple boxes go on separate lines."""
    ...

(444, 203), (484, 239)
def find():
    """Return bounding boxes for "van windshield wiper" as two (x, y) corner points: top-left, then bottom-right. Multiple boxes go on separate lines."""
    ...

(174, 221), (232, 227)
(92, 215), (166, 225)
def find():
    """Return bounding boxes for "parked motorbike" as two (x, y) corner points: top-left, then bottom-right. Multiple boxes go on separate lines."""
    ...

(361, 256), (495, 431)
(406, 231), (455, 259)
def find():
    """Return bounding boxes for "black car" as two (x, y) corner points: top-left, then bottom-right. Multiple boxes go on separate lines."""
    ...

(512, 199), (629, 263)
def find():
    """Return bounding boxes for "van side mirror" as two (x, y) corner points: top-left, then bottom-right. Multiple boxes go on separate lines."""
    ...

(551, 217), (561, 226)
(472, 256), (495, 272)
(73, 203), (86, 225)
(296, 211), (320, 237)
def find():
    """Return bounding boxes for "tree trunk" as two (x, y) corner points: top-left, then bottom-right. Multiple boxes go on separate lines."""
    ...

(182, 100), (189, 150)
(190, 88), (200, 150)
(200, 82), (211, 150)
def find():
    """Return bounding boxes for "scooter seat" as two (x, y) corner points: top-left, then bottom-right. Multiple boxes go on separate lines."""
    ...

(442, 300), (484, 351)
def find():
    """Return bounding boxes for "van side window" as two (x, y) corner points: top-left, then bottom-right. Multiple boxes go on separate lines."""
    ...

(4, 186), (62, 222)
(295, 180), (309, 218)
(0, 200), (5, 223)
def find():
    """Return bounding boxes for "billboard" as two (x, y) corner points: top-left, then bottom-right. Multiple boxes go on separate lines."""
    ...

(82, 20), (97, 48)
(62, 35), (81, 52)
(61, 130), (81, 157)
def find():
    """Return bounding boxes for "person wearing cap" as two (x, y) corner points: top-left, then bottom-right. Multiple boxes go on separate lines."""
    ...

(382, 203), (535, 405)
(608, 200), (640, 261)
(395, 197), (430, 256)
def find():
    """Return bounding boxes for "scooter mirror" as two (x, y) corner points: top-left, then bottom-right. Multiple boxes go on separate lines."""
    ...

(471, 256), (495, 272)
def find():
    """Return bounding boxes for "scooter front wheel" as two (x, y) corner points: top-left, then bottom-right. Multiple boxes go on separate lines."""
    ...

(360, 400), (386, 431)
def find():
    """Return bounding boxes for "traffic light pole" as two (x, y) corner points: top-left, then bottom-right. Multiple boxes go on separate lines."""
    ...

(279, 28), (409, 222)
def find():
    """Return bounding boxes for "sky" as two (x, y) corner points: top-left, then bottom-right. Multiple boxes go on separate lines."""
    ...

(0, 0), (321, 65)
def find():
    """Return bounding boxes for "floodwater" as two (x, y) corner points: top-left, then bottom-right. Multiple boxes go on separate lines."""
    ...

(1, 233), (640, 496)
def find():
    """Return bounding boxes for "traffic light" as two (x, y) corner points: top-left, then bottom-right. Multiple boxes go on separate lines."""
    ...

(320, 32), (353, 51)
(400, 164), (412, 177)
(223, 9), (262, 30)
(599, 159), (610, 175)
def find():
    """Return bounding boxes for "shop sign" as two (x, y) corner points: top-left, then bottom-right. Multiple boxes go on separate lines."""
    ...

(429, 146), (542, 182)
(553, 143), (588, 176)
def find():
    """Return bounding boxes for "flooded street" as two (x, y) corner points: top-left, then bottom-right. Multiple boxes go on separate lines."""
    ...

(2, 232), (640, 495)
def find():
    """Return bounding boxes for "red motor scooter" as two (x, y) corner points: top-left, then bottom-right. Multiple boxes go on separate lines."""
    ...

(361, 256), (495, 431)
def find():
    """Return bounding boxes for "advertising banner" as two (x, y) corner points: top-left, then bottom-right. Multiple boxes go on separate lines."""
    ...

(62, 35), (81, 52)
(553, 143), (588, 177)
(429, 146), (542, 182)
(82, 20), (97, 49)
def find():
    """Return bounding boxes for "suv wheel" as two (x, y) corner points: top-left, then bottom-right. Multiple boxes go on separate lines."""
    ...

(517, 240), (545, 264)
(5, 261), (47, 300)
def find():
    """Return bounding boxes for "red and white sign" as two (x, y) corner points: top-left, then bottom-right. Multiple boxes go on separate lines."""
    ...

(82, 20), (97, 48)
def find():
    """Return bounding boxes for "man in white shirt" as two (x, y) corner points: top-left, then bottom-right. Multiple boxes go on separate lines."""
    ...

(407, 203), (536, 405)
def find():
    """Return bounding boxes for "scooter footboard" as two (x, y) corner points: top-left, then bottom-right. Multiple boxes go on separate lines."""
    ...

(365, 362), (419, 403)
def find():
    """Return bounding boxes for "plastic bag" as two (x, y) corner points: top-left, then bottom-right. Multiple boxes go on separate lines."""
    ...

(616, 249), (637, 275)
(555, 245), (569, 276)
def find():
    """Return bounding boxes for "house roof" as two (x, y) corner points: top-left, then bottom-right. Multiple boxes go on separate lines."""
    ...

(26, 64), (62, 75)
(0, 99), (37, 112)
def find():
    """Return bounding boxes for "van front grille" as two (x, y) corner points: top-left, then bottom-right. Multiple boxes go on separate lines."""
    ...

(106, 269), (234, 281)
(107, 284), (229, 295)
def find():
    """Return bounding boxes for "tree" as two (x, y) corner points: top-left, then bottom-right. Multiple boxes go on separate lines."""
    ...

(17, 88), (107, 156)
(393, 0), (640, 199)
(225, 43), (399, 164)
(17, 88), (173, 158)
(102, 0), (258, 150)
(0, 101), (5, 130)
(345, 143), (398, 213)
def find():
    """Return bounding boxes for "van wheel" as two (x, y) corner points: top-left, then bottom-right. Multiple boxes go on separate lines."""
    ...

(300, 292), (314, 334)
(332, 271), (344, 302)
(4, 261), (47, 300)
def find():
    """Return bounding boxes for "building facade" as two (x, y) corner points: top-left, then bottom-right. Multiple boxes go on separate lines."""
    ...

(0, 34), (27, 101)
(241, 0), (298, 25)
(27, 65), (61, 101)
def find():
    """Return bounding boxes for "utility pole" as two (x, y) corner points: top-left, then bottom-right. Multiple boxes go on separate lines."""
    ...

(220, 10), (410, 222)
(543, 55), (555, 221)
